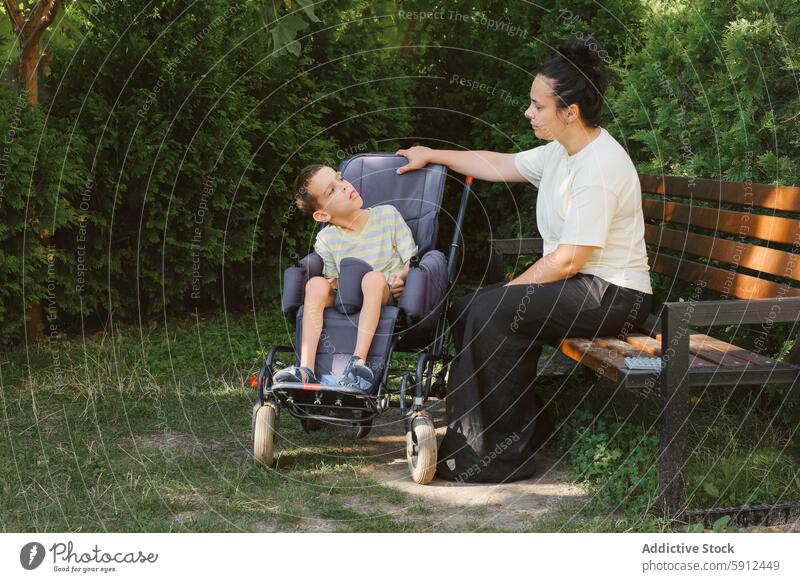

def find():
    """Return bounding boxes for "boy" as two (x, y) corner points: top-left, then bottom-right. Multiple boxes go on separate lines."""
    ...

(274, 164), (418, 390)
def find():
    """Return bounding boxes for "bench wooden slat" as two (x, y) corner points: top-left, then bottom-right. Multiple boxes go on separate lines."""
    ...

(592, 336), (648, 357)
(624, 334), (717, 368)
(642, 199), (800, 245)
(665, 333), (755, 367)
(558, 334), (718, 378)
(647, 252), (800, 300)
(640, 174), (800, 213)
(557, 338), (627, 381)
(560, 332), (791, 378)
(593, 336), (723, 369)
(691, 334), (778, 367)
(490, 237), (543, 255)
(653, 332), (778, 367)
(644, 224), (800, 283)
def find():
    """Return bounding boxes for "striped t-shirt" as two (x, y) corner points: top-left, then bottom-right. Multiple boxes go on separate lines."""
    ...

(314, 205), (418, 280)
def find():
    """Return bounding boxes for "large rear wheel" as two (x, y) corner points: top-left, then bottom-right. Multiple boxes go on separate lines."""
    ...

(300, 418), (323, 433)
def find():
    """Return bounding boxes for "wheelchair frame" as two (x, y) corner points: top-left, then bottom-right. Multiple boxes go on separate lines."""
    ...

(252, 168), (473, 483)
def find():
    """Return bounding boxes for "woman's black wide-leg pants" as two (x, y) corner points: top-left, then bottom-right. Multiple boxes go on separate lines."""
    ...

(436, 274), (652, 483)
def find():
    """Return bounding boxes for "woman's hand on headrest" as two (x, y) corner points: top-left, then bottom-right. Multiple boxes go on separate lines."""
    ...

(395, 146), (432, 175)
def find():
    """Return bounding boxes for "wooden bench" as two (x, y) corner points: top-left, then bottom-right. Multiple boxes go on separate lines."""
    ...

(488, 173), (800, 523)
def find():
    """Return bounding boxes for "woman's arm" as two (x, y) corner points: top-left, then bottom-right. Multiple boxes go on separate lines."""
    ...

(396, 146), (528, 183)
(505, 244), (598, 286)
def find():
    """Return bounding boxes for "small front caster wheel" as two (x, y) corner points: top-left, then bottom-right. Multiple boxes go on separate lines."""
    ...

(406, 415), (437, 484)
(253, 403), (279, 466)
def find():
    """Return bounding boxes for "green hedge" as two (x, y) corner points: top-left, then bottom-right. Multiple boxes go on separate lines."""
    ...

(1, 0), (416, 344)
(2, 0), (798, 368)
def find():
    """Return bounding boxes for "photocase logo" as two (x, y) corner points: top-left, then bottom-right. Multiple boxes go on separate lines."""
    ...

(20, 542), (46, 570)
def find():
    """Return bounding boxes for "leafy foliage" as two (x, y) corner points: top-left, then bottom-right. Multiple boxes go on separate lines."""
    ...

(562, 410), (660, 518)
(1, 1), (798, 377)
(1, 0), (416, 343)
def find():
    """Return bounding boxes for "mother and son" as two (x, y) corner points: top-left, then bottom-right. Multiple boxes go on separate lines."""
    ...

(275, 36), (653, 483)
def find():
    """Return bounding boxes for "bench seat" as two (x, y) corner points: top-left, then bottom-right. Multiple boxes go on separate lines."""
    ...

(558, 332), (800, 389)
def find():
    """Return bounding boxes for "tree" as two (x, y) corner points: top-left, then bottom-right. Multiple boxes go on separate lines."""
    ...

(3, 0), (64, 107)
(3, 0), (65, 341)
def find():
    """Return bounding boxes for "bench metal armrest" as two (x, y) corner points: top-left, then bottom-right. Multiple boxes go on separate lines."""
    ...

(657, 297), (800, 520)
(489, 237), (544, 256)
(661, 296), (800, 369)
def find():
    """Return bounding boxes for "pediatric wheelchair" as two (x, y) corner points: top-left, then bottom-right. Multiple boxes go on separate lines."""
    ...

(252, 153), (472, 483)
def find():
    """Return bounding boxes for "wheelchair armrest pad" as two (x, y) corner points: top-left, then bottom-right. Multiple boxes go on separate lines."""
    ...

(281, 253), (324, 320)
(398, 250), (447, 325)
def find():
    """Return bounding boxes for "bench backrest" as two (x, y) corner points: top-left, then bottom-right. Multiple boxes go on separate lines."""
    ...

(640, 174), (800, 300)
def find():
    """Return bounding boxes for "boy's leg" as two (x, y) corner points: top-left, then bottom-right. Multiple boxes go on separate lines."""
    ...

(353, 271), (390, 363)
(300, 277), (335, 371)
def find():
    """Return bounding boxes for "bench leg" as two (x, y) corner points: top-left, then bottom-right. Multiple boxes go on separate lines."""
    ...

(659, 378), (689, 523)
(659, 307), (691, 524)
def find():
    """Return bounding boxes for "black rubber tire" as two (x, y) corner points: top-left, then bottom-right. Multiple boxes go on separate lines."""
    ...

(300, 418), (323, 433)
(356, 419), (372, 439)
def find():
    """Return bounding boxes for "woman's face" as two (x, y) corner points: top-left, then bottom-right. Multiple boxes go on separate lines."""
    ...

(524, 74), (577, 141)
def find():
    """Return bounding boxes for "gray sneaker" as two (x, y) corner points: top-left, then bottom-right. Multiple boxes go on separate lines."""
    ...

(337, 356), (375, 392)
(273, 365), (319, 384)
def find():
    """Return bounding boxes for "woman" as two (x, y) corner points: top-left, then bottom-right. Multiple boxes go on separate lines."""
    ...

(395, 37), (653, 483)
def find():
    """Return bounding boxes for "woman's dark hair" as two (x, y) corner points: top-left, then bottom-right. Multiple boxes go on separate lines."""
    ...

(293, 164), (324, 215)
(536, 35), (609, 127)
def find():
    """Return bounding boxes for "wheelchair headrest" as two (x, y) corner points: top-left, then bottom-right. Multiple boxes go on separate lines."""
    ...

(338, 153), (447, 256)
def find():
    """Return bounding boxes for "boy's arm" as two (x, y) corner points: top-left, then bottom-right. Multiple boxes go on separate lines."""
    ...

(314, 235), (339, 281)
(387, 262), (409, 300)
(392, 208), (418, 276)
(398, 260), (411, 281)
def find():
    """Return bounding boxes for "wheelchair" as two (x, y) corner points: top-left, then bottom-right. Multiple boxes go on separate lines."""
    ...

(252, 153), (472, 483)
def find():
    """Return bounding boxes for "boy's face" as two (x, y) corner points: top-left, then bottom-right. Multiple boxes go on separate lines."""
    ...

(306, 166), (363, 223)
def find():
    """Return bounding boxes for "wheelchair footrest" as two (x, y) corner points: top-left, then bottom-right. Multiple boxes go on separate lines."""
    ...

(270, 381), (382, 421)
(271, 381), (373, 398)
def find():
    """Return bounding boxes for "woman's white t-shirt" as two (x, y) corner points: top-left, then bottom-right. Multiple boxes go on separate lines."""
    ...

(514, 127), (653, 295)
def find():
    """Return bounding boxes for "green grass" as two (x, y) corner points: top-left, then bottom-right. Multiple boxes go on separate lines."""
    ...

(0, 372), (425, 532)
(1, 307), (796, 532)
(537, 372), (799, 529)
(0, 310), (414, 532)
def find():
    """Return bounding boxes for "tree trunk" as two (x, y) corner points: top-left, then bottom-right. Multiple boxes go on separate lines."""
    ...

(19, 37), (40, 108)
(22, 37), (44, 340)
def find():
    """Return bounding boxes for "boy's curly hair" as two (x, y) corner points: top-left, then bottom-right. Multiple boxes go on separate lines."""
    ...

(293, 164), (325, 215)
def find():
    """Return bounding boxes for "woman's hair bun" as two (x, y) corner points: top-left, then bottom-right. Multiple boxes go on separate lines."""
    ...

(536, 35), (609, 127)
(559, 35), (607, 88)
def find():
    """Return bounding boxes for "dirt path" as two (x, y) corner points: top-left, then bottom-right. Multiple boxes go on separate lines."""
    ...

(351, 402), (800, 532)
(357, 399), (589, 531)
